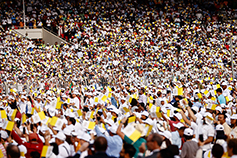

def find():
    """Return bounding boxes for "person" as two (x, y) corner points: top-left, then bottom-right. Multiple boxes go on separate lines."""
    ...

(137, 133), (163, 158)
(6, 144), (20, 158)
(94, 115), (123, 158)
(180, 128), (199, 158)
(217, 112), (231, 136)
(227, 139), (237, 158)
(120, 143), (136, 158)
(85, 136), (111, 158)
(212, 144), (224, 158)
(171, 123), (185, 150)
(116, 117), (146, 158)
(54, 132), (70, 158)
(11, 130), (43, 158)
(29, 151), (40, 158)
(216, 88), (226, 105)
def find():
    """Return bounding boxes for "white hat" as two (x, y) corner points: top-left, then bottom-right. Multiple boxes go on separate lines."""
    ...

(108, 124), (118, 134)
(80, 133), (91, 142)
(55, 132), (66, 141)
(141, 111), (149, 117)
(63, 128), (72, 136)
(215, 106), (222, 113)
(184, 128), (193, 136)
(174, 113), (182, 120)
(216, 124), (224, 131)
(173, 123), (185, 129)
(160, 130), (172, 140)
(0, 130), (8, 139)
(61, 94), (68, 98)
(231, 114), (237, 120)
(134, 124), (145, 137)
(18, 145), (27, 158)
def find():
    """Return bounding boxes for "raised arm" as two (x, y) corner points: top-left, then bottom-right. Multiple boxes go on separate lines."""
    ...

(116, 117), (127, 140)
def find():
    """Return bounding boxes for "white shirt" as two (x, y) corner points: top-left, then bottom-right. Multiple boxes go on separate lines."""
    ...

(71, 97), (79, 109)
(201, 124), (215, 151)
(57, 142), (70, 158)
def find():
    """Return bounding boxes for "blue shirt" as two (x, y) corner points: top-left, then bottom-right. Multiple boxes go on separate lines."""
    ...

(218, 94), (226, 105)
(95, 125), (123, 158)
(193, 102), (203, 108)
(171, 131), (181, 149)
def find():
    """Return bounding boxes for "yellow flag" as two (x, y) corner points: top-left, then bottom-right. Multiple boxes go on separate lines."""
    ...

(177, 87), (183, 95)
(101, 95), (107, 102)
(22, 114), (27, 124)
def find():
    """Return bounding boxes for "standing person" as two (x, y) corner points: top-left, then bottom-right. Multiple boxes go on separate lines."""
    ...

(137, 133), (163, 158)
(85, 137), (111, 158)
(217, 112), (232, 136)
(116, 117), (146, 158)
(94, 115), (123, 158)
(11, 130), (43, 158)
(227, 139), (237, 158)
(216, 88), (226, 105)
(6, 144), (20, 158)
(180, 128), (199, 158)
(120, 144), (136, 158)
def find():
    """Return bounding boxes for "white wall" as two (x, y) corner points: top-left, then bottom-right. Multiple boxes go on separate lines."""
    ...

(14, 29), (43, 39)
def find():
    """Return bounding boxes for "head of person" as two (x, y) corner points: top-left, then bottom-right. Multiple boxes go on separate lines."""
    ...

(6, 144), (20, 158)
(139, 89), (144, 95)
(29, 151), (40, 158)
(218, 112), (227, 124)
(212, 144), (224, 158)
(94, 136), (108, 153)
(183, 128), (194, 141)
(216, 88), (222, 95)
(120, 143), (136, 158)
(227, 139), (237, 157)
(157, 148), (174, 158)
(146, 133), (163, 151)
(29, 133), (39, 143)
(55, 132), (66, 146)
(68, 117), (76, 125)
(230, 114), (237, 128)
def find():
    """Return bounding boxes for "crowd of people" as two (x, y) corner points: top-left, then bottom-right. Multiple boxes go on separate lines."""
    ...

(0, 0), (237, 158)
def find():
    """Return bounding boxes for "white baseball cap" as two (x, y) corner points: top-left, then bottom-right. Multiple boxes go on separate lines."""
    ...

(184, 128), (193, 136)
(55, 132), (66, 141)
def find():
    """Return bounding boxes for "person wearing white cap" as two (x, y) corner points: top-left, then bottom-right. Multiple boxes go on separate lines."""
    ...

(230, 114), (237, 138)
(54, 132), (70, 158)
(180, 128), (199, 158)
(171, 123), (185, 150)
(18, 145), (27, 158)
(69, 91), (79, 109)
(94, 114), (122, 158)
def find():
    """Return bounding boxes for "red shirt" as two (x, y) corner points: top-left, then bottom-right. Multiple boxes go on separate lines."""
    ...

(168, 120), (180, 132)
(12, 130), (43, 158)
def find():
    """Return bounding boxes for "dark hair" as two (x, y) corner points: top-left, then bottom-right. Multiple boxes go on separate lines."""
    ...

(212, 144), (224, 158)
(184, 135), (193, 140)
(167, 145), (179, 156)
(164, 138), (172, 147)
(216, 88), (222, 93)
(69, 117), (76, 125)
(228, 139), (237, 155)
(159, 148), (174, 158)
(151, 133), (163, 146)
(30, 151), (40, 158)
(6, 144), (20, 158)
(218, 112), (227, 119)
(27, 96), (33, 104)
(123, 143), (136, 158)
(94, 136), (107, 152)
